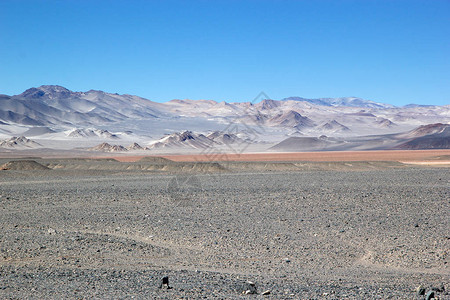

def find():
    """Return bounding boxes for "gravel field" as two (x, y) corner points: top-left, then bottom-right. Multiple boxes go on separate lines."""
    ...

(0, 166), (449, 299)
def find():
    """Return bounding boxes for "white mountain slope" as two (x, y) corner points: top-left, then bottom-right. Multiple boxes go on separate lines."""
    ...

(375, 117), (397, 128)
(0, 85), (449, 152)
(126, 142), (144, 151)
(0, 85), (170, 127)
(281, 96), (395, 109)
(147, 131), (217, 149)
(206, 131), (247, 145)
(89, 142), (128, 152)
(267, 110), (315, 129)
(147, 130), (249, 150)
(316, 120), (351, 134)
(0, 136), (42, 149)
(269, 123), (450, 152)
(66, 128), (119, 139)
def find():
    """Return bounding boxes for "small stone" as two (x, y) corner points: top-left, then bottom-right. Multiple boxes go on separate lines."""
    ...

(159, 276), (171, 289)
(237, 281), (257, 294)
(425, 290), (435, 300)
(284, 258), (291, 263)
(431, 286), (444, 292)
(47, 228), (56, 235)
(416, 285), (426, 295)
(323, 292), (329, 296)
(414, 224), (419, 227)
(262, 290), (271, 295)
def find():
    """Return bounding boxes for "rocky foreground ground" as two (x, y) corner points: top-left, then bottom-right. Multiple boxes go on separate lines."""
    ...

(0, 163), (448, 299)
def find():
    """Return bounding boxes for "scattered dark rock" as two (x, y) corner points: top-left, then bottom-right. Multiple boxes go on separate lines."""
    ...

(416, 285), (426, 295)
(236, 281), (257, 295)
(0, 168), (448, 299)
(159, 276), (171, 289)
(431, 285), (444, 292)
(425, 290), (435, 300)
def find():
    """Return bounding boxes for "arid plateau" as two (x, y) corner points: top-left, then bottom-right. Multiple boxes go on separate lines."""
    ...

(0, 150), (449, 299)
(1, 85), (449, 298)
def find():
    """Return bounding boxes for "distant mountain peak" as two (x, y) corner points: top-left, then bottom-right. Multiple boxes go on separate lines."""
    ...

(0, 136), (42, 148)
(38, 85), (71, 93)
(268, 110), (315, 129)
(147, 130), (249, 150)
(89, 142), (127, 152)
(126, 142), (144, 150)
(66, 128), (119, 139)
(86, 89), (107, 95)
(408, 123), (449, 137)
(396, 123), (450, 150)
(282, 96), (395, 109)
(256, 99), (282, 110)
(317, 120), (351, 133)
(18, 85), (74, 99)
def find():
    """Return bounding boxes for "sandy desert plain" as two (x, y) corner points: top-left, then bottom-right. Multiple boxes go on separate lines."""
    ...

(0, 150), (449, 299)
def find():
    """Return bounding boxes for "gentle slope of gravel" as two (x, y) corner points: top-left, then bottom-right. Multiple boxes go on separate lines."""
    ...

(0, 167), (448, 299)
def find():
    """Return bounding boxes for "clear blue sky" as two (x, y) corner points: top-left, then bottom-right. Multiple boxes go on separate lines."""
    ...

(1, 0), (449, 106)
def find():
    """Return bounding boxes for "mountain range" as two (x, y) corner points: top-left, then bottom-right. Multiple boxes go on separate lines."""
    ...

(0, 85), (449, 153)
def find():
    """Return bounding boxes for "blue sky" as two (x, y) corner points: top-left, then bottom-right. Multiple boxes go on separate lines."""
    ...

(1, 0), (449, 106)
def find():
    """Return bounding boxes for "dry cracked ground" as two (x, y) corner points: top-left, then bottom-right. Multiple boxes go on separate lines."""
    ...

(0, 161), (449, 299)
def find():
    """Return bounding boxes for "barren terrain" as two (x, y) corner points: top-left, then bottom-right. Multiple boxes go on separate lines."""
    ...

(0, 156), (448, 299)
(111, 149), (450, 163)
